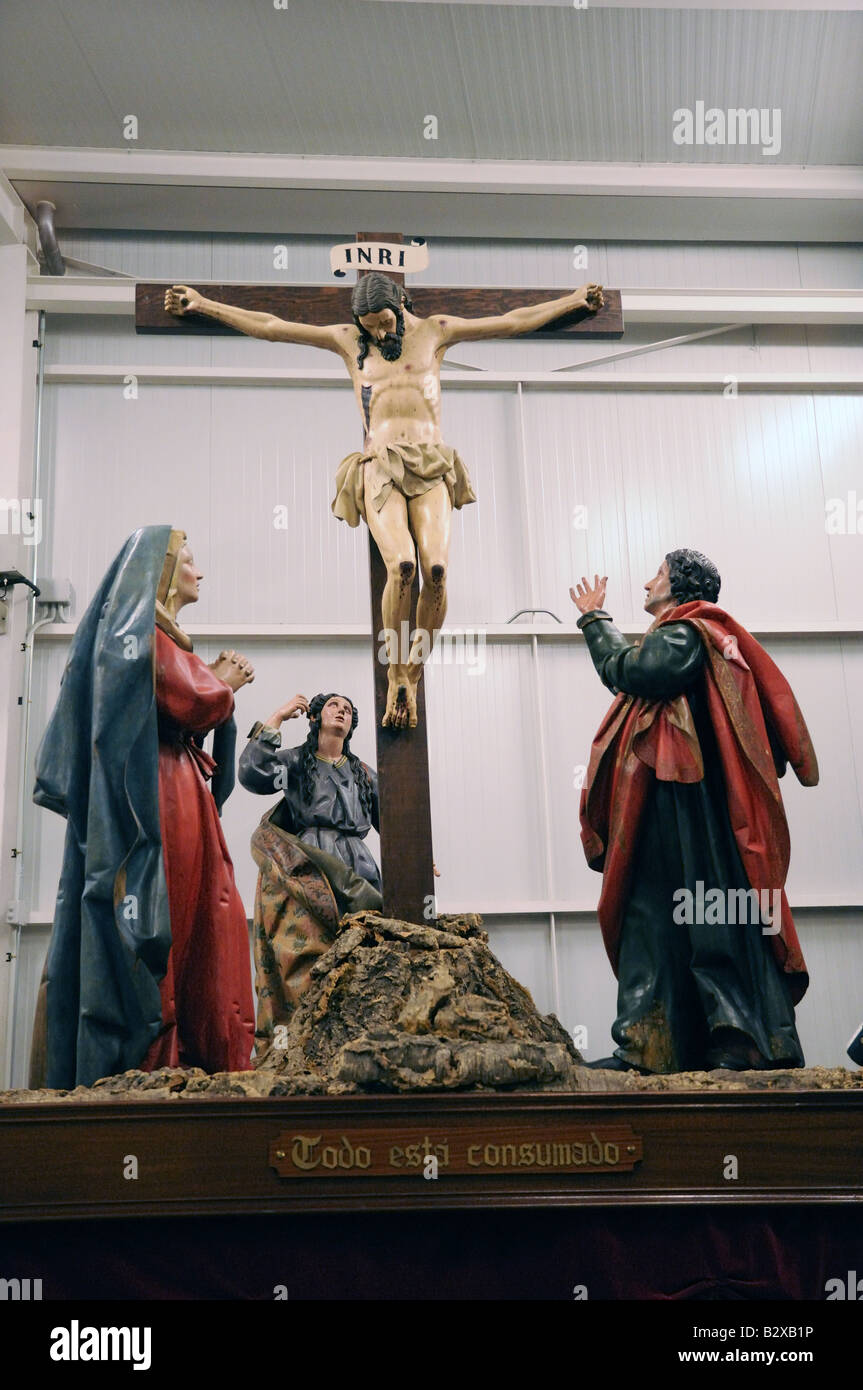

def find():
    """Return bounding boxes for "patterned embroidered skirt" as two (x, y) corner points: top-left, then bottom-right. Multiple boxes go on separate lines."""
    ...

(250, 811), (381, 1058)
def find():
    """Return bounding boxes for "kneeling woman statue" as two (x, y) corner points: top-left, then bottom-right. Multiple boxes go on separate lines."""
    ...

(239, 692), (382, 1057)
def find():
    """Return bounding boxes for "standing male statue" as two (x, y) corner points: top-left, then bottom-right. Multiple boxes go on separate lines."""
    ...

(165, 273), (603, 729)
(571, 550), (819, 1074)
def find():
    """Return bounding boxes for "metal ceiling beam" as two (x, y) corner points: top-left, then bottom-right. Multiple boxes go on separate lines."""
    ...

(38, 366), (863, 392)
(3, 146), (862, 201)
(26, 279), (863, 325)
(360, 0), (862, 8)
(0, 172), (36, 252)
(27, 278), (134, 314)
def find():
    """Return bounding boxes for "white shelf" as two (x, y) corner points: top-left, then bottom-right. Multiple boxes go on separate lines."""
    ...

(43, 364), (863, 392)
(34, 620), (863, 642)
(21, 899), (863, 926)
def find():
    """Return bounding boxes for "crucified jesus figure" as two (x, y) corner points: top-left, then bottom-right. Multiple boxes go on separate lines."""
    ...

(165, 273), (603, 729)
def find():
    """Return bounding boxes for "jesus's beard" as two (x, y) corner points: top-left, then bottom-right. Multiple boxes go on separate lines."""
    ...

(377, 332), (404, 361)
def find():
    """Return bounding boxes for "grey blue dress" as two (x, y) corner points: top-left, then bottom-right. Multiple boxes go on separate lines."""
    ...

(238, 728), (381, 893)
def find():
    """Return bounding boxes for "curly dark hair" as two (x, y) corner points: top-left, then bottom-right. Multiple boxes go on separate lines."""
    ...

(665, 548), (721, 605)
(299, 692), (375, 823)
(350, 273), (414, 371)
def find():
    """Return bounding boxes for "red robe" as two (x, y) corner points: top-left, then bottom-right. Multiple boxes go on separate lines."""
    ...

(580, 602), (818, 1004)
(141, 628), (255, 1072)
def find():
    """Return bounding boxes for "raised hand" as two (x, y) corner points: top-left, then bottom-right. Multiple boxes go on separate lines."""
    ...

(164, 284), (204, 317)
(210, 649), (255, 691)
(266, 694), (310, 728)
(570, 574), (608, 615)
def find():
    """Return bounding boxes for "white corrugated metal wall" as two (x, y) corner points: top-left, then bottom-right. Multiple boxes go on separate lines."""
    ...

(8, 234), (863, 1084)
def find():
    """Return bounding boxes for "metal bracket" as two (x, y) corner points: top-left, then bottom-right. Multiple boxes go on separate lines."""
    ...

(507, 608), (562, 624)
(0, 570), (40, 601)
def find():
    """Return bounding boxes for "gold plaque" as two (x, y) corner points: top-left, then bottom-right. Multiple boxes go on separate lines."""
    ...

(269, 1125), (642, 1178)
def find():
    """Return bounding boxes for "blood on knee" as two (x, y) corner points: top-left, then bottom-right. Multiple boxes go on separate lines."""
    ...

(431, 563), (446, 586)
(398, 559), (416, 583)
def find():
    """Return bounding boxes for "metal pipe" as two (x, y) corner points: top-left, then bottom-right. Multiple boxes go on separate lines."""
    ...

(35, 201), (65, 277)
(514, 382), (564, 1022)
(551, 322), (739, 373)
(530, 632), (562, 1021)
(4, 310), (47, 1089)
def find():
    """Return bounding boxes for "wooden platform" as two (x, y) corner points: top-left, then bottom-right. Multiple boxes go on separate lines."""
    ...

(2, 1088), (862, 1222)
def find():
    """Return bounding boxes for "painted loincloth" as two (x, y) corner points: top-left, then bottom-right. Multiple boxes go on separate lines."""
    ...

(250, 809), (382, 1059)
(331, 440), (477, 528)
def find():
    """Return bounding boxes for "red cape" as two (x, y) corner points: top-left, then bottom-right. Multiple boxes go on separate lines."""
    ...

(579, 602), (818, 1004)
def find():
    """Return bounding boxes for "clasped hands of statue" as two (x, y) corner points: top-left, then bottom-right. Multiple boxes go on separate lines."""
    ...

(209, 649), (255, 693)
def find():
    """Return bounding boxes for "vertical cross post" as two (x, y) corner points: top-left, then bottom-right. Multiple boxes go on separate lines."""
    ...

(357, 232), (435, 923)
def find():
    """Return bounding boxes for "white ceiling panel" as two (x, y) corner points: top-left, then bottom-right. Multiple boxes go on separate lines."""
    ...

(2, 1), (861, 240)
(640, 8), (829, 163)
(807, 13), (863, 166)
(1, 1), (861, 165)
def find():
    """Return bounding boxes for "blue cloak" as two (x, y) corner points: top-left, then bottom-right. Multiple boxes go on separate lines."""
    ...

(34, 526), (175, 1087)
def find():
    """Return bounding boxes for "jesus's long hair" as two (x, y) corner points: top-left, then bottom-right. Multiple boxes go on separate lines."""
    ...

(350, 273), (414, 371)
(300, 692), (375, 822)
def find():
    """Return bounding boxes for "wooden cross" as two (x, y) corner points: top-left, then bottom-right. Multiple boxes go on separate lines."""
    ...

(136, 252), (623, 922)
(353, 232), (434, 927)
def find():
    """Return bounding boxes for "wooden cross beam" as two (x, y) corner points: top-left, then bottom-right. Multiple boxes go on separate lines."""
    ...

(136, 284), (623, 338)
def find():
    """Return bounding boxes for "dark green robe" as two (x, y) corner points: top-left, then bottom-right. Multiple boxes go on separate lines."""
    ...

(578, 612), (803, 1072)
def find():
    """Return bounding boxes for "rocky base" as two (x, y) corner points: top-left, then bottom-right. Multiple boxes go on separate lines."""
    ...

(590, 1063), (863, 1091)
(2, 1063), (860, 1107)
(2, 911), (580, 1101)
(2, 911), (860, 1103)
(255, 910), (583, 1093)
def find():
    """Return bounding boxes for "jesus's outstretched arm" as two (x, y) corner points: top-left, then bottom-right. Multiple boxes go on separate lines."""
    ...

(164, 284), (354, 354)
(430, 283), (604, 346)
